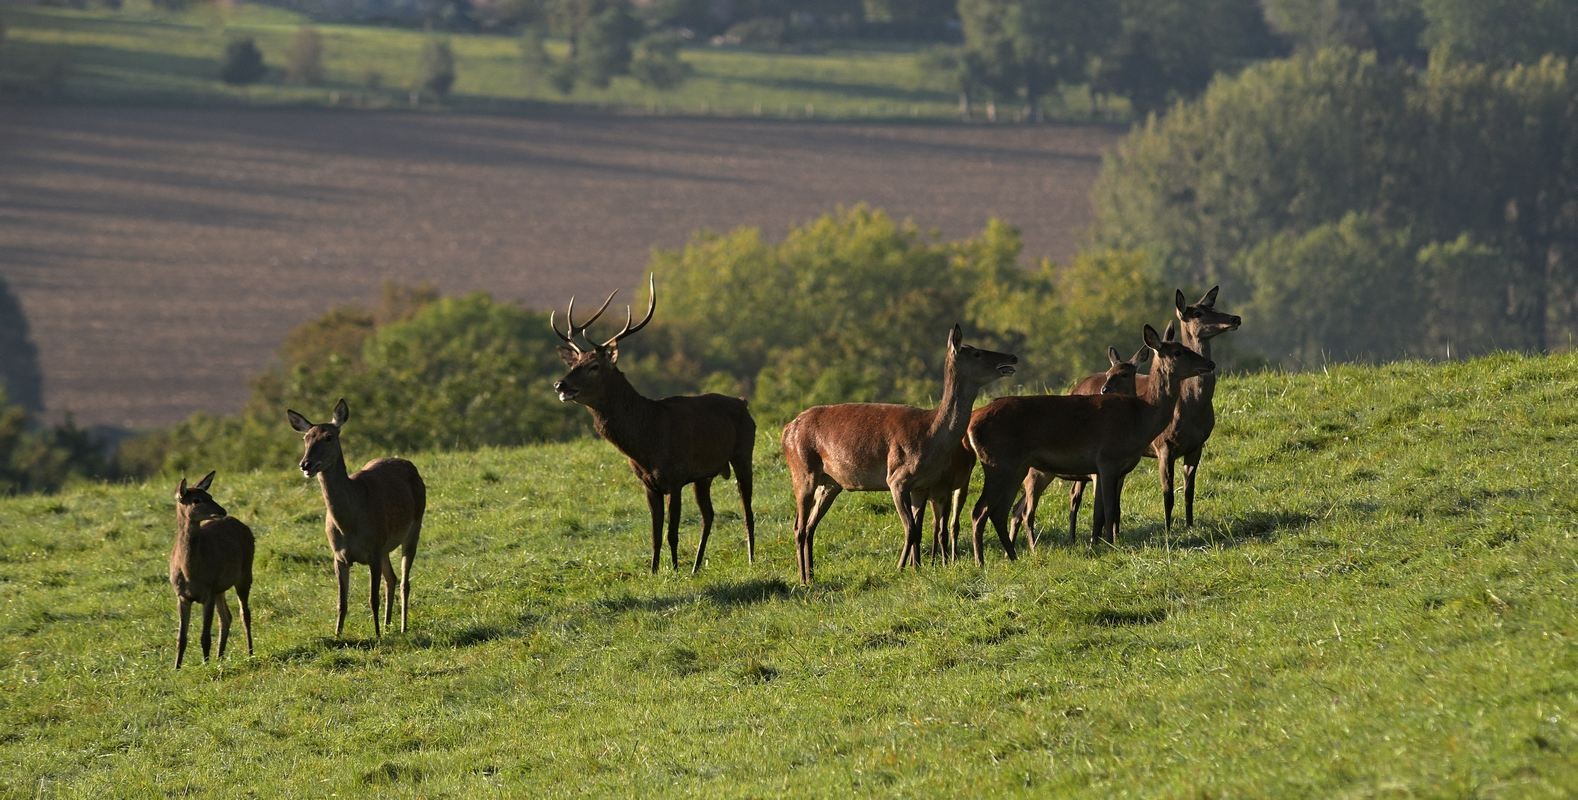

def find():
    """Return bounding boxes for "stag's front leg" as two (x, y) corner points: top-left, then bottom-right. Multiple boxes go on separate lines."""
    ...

(645, 487), (664, 574)
(333, 559), (350, 636)
(175, 597), (192, 669)
(368, 561), (383, 639)
(691, 480), (715, 575)
(666, 491), (683, 571)
(1182, 448), (1203, 527)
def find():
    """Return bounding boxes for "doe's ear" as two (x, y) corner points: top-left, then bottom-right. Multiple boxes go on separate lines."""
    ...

(948, 324), (962, 352)
(1129, 346), (1150, 366)
(1143, 324), (1162, 350)
(1199, 285), (1220, 307)
(1164, 321), (1177, 342)
(1107, 346), (1122, 366)
(194, 471), (215, 492)
(175, 477), (188, 499)
(287, 409), (313, 433)
(1175, 289), (1187, 315)
(331, 398), (350, 427)
(557, 345), (581, 367)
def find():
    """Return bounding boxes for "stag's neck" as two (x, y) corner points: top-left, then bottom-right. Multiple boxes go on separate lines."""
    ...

(1179, 330), (1216, 406)
(583, 374), (661, 462)
(315, 456), (362, 519)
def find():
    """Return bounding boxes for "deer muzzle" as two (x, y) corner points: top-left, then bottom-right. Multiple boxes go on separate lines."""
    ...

(553, 380), (578, 402)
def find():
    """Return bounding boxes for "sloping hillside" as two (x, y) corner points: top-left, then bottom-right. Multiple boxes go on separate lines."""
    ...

(1, 353), (1574, 796)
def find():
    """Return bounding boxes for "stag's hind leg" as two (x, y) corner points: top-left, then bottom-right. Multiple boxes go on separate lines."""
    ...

(400, 521), (420, 633)
(645, 487), (665, 574)
(691, 480), (715, 575)
(380, 555), (397, 626)
(732, 446), (756, 564)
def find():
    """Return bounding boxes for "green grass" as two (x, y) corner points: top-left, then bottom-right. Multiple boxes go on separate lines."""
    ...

(2, 352), (1575, 796)
(0, 3), (1122, 120)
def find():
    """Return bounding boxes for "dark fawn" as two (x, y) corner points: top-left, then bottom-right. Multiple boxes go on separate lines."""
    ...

(967, 324), (1215, 560)
(288, 399), (426, 638)
(1010, 343), (1149, 548)
(552, 275), (757, 574)
(170, 471), (254, 668)
(780, 324), (1018, 583)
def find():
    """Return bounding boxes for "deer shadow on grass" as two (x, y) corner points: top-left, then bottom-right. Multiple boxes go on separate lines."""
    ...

(1160, 509), (1318, 550)
(595, 577), (794, 617)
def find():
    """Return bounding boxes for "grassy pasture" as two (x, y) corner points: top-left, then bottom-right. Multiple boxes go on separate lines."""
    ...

(1, 352), (1575, 796)
(0, 3), (1118, 120)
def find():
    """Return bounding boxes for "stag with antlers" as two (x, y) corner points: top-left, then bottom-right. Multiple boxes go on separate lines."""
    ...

(552, 275), (757, 574)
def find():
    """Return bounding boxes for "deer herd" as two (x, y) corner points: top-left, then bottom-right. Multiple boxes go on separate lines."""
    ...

(167, 276), (1240, 668)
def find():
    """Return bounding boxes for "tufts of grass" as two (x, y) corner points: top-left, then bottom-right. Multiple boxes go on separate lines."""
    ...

(0, 352), (1574, 795)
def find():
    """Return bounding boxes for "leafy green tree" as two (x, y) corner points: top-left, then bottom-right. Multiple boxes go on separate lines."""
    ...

(958, 0), (1120, 120)
(285, 26), (325, 87)
(0, 388), (110, 496)
(578, 4), (642, 88)
(1096, 0), (1281, 117)
(1262, 0), (1428, 64)
(1420, 0), (1578, 66)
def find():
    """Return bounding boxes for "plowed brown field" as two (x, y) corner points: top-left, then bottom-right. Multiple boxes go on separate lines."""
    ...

(0, 108), (1119, 429)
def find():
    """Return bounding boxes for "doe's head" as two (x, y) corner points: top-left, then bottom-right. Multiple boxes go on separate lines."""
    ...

(1098, 345), (1148, 396)
(551, 275), (656, 407)
(175, 470), (227, 522)
(946, 323), (1019, 389)
(1143, 323), (1215, 381)
(286, 398), (349, 478)
(1174, 286), (1242, 342)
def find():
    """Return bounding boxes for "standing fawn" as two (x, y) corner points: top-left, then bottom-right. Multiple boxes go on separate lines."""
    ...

(552, 275), (756, 574)
(170, 471), (254, 668)
(780, 325), (1017, 584)
(1010, 343), (1149, 548)
(288, 399), (425, 637)
(967, 324), (1214, 561)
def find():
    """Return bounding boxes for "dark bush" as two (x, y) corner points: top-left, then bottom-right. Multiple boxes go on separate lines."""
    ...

(219, 37), (267, 85)
(631, 32), (692, 90)
(285, 27), (325, 86)
(421, 37), (456, 100)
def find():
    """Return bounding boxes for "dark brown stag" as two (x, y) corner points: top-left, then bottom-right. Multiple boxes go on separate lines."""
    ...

(967, 324), (1214, 560)
(551, 275), (756, 574)
(780, 325), (1017, 583)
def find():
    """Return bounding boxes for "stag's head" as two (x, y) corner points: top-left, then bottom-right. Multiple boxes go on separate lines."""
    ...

(1175, 286), (1241, 342)
(946, 324), (1018, 390)
(552, 275), (657, 407)
(286, 399), (349, 479)
(1097, 345), (1148, 396)
(175, 470), (227, 524)
(1145, 323), (1215, 381)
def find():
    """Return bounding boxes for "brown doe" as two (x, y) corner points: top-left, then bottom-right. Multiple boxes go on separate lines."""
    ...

(1010, 287), (1242, 536)
(288, 399), (426, 637)
(780, 325), (1018, 583)
(552, 275), (756, 574)
(1010, 343), (1150, 548)
(170, 471), (255, 668)
(967, 324), (1214, 560)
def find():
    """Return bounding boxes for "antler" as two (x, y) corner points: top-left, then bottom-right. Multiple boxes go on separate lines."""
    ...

(600, 274), (656, 349)
(550, 289), (619, 354)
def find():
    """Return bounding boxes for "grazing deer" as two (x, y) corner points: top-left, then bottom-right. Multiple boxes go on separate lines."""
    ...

(551, 275), (756, 574)
(1010, 343), (1149, 549)
(170, 471), (254, 668)
(780, 325), (1017, 584)
(287, 399), (425, 638)
(967, 324), (1214, 561)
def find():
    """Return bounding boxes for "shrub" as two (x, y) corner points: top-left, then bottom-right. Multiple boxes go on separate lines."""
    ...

(0, 389), (110, 496)
(219, 37), (267, 86)
(285, 27), (325, 86)
(421, 38), (456, 100)
(631, 32), (692, 90)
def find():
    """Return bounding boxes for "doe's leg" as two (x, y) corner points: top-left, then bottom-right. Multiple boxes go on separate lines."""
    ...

(215, 595), (232, 659)
(175, 597), (192, 669)
(334, 559), (350, 636)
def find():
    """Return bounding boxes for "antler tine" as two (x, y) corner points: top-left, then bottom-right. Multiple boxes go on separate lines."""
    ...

(602, 274), (657, 348)
(549, 308), (582, 354)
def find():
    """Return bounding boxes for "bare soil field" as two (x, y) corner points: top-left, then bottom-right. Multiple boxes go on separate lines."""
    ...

(0, 108), (1119, 430)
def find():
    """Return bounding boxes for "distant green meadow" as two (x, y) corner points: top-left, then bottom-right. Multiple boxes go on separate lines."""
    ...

(0, 3), (1121, 120)
(1, 353), (1573, 795)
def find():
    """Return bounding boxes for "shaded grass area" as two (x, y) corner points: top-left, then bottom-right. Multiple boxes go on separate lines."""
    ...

(1, 353), (1575, 795)
(0, 3), (1109, 120)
